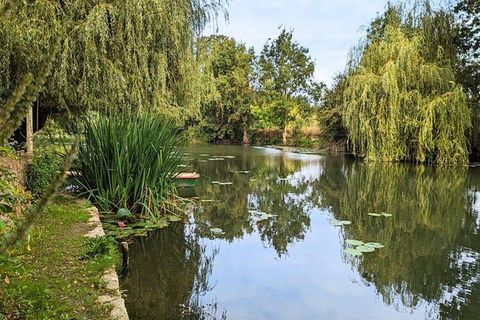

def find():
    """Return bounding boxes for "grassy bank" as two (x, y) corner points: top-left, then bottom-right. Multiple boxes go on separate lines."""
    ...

(0, 196), (119, 319)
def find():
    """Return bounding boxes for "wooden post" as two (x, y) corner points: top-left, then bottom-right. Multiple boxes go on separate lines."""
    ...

(120, 241), (129, 277)
(26, 106), (33, 158)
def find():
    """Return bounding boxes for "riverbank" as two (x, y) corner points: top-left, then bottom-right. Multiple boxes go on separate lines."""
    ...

(0, 196), (125, 319)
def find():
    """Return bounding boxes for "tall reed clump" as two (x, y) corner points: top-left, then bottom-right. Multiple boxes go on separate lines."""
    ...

(75, 113), (184, 218)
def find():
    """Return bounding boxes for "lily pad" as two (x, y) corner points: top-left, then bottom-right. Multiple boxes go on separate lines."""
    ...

(346, 239), (364, 246)
(365, 242), (384, 249)
(328, 219), (352, 226)
(344, 248), (363, 256)
(116, 208), (133, 219)
(210, 227), (225, 235)
(368, 212), (382, 217)
(356, 245), (375, 253)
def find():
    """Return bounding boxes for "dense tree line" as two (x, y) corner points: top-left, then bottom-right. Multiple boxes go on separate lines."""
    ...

(0, 0), (227, 138)
(1, 0), (479, 165)
(197, 29), (323, 145)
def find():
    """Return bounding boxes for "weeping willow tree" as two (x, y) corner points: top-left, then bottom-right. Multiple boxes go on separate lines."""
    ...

(0, 0), (227, 126)
(343, 26), (470, 164)
(0, 0), (59, 143)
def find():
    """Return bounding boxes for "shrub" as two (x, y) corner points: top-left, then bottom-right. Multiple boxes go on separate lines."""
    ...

(25, 149), (62, 197)
(75, 113), (184, 218)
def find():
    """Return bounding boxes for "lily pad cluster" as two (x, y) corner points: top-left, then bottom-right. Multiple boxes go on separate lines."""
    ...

(344, 239), (384, 256)
(249, 210), (278, 222)
(204, 155), (236, 161)
(368, 212), (392, 217)
(210, 227), (225, 235)
(328, 218), (352, 226)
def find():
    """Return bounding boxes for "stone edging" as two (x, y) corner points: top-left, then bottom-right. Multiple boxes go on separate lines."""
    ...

(85, 206), (129, 320)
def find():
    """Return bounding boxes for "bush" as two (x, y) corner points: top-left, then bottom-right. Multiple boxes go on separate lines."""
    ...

(25, 149), (62, 197)
(75, 113), (184, 218)
(251, 128), (283, 145)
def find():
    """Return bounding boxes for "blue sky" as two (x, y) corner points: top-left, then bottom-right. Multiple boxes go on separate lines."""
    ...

(205, 0), (397, 86)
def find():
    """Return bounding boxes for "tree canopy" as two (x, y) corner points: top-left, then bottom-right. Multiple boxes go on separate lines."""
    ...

(0, 0), (227, 127)
(197, 35), (255, 143)
(343, 26), (470, 164)
(454, 0), (480, 158)
(256, 28), (323, 145)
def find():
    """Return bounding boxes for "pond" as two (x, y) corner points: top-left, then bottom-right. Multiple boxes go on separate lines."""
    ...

(120, 145), (480, 320)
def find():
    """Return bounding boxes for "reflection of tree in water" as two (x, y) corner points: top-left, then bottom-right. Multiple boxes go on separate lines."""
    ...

(193, 151), (320, 256)
(121, 223), (224, 320)
(319, 161), (480, 319)
(252, 164), (315, 256)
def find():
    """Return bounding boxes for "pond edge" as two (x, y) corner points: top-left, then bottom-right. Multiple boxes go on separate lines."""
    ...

(85, 206), (129, 320)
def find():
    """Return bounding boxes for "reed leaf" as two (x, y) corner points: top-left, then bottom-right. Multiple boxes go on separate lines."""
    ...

(75, 113), (185, 218)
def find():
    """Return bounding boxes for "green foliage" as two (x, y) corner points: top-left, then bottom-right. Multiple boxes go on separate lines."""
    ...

(116, 208), (133, 220)
(25, 149), (63, 197)
(317, 73), (348, 144)
(198, 35), (255, 143)
(256, 28), (324, 144)
(33, 119), (73, 149)
(0, 0), (59, 144)
(48, 0), (226, 124)
(343, 26), (470, 164)
(0, 145), (14, 158)
(82, 236), (118, 260)
(454, 0), (480, 158)
(0, 0), (227, 135)
(75, 113), (184, 218)
(0, 168), (28, 213)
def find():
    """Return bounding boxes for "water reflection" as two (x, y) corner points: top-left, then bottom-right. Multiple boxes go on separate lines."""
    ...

(121, 223), (223, 319)
(121, 145), (480, 319)
(318, 162), (480, 318)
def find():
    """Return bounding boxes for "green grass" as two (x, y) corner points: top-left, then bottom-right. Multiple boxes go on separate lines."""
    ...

(0, 195), (120, 319)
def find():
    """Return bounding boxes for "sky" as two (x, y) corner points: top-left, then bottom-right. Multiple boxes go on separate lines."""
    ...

(205, 0), (397, 86)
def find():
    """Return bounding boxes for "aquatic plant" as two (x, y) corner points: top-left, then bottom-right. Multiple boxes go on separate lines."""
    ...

(75, 113), (184, 218)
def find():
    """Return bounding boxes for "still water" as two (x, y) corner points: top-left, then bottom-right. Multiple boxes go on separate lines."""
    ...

(121, 145), (480, 320)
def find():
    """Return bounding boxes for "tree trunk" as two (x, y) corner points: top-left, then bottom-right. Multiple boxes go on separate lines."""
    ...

(26, 106), (33, 158)
(282, 125), (288, 145)
(243, 127), (250, 145)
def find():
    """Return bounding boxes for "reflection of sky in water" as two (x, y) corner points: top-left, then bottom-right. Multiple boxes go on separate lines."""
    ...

(193, 151), (434, 320)
(123, 146), (480, 319)
(473, 191), (480, 226)
(198, 210), (432, 320)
